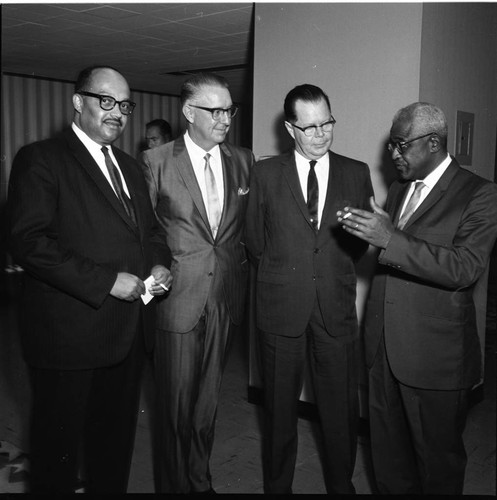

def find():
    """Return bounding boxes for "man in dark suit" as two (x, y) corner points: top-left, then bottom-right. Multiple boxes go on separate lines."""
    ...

(245, 84), (373, 494)
(7, 65), (172, 494)
(140, 73), (253, 494)
(338, 102), (497, 494)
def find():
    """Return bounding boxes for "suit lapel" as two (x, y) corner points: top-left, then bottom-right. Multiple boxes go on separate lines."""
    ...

(319, 151), (340, 233)
(64, 130), (138, 233)
(281, 152), (314, 229)
(172, 137), (211, 233)
(216, 143), (235, 239)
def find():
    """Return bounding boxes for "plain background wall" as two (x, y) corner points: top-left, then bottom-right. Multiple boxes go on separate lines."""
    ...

(252, 2), (423, 207)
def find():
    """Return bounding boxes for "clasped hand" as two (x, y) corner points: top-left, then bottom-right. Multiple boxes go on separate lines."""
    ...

(110, 265), (173, 302)
(337, 196), (394, 249)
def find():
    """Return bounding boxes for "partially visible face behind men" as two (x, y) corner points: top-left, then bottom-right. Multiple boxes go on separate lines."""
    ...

(74, 67), (130, 146)
(146, 126), (168, 149)
(186, 84), (232, 151)
(285, 97), (334, 161)
(389, 117), (436, 182)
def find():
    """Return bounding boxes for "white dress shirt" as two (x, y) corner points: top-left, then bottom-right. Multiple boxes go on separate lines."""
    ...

(294, 150), (329, 229)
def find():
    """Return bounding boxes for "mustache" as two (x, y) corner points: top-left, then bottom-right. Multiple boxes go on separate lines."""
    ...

(104, 118), (123, 126)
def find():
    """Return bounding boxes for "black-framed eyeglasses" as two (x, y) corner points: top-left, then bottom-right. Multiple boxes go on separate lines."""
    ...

(291, 117), (336, 137)
(77, 91), (136, 115)
(387, 132), (436, 154)
(189, 104), (238, 120)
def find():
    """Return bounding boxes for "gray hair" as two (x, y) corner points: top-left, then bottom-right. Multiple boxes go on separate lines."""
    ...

(180, 73), (230, 106)
(393, 102), (448, 146)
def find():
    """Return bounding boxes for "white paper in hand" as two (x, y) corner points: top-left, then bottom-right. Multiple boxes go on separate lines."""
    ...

(141, 275), (155, 305)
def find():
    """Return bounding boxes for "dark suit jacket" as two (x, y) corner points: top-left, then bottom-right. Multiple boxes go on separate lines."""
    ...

(245, 150), (374, 338)
(364, 158), (497, 390)
(7, 128), (171, 370)
(140, 136), (253, 333)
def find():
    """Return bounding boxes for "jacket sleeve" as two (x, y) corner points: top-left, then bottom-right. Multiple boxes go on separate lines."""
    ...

(7, 143), (117, 308)
(379, 180), (497, 289)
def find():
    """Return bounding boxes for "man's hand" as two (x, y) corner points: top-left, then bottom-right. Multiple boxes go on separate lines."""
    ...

(337, 197), (394, 249)
(147, 265), (173, 296)
(110, 272), (146, 302)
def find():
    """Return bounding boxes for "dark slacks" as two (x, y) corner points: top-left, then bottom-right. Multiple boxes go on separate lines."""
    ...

(153, 277), (232, 493)
(260, 299), (359, 494)
(28, 330), (146, 494)
(368, 334), (470, 495)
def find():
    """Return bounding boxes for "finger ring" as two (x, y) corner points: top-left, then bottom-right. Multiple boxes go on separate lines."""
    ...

(355, 223), (359, 228)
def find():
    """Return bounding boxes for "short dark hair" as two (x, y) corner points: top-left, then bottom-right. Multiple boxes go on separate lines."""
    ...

(284, 84), (331, 122)
(74, 65), (122, 93)
(180, 73), (230, 106)
(146, 119), (172, 139)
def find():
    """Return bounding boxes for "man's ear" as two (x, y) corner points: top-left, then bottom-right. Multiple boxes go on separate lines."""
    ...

(73, 94), (83, 113)
(183, 104), (194, 124)
(284, 121), (296, 141)
(429, 134), (442, 153)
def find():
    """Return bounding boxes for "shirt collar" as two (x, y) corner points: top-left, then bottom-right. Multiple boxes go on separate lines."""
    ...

(294, 149), (329, 169)
(72, 122), (110, 156)
(184, 130), (221, 164)
(421, 153), (452, 189)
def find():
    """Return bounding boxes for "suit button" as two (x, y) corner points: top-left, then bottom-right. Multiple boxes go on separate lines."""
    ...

(314, 248), (320, 254)
(208, 272), (214, 277)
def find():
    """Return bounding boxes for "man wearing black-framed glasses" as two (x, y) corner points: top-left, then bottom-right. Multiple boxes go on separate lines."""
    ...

(245, 84), (373, 494)
(140, 72), (253, 494)
(338, 102), (497, 494)
(7, 65), (172, 494)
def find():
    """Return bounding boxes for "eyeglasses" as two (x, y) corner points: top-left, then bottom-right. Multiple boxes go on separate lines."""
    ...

(291, 117), (336, 137)
(387, 132), (436, 154)
(189, 104), (238, 120)
(77, 91), (136, 115)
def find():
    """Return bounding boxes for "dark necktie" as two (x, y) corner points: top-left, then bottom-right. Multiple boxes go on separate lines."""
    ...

(307, 160), (319, 230)
(204, 153), (222, 238)
(101, 146), (136, 225)
(397, 181), (425, 229)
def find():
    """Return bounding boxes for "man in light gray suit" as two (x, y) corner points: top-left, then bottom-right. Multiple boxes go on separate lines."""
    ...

(140, 73), (253, 494)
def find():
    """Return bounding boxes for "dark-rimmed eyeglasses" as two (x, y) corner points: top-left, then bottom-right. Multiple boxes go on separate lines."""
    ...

(189, 104), (238, 120)
(77, 91), (136, 115)
(291, 117), (336, 137)
(387, 132), (436, 154)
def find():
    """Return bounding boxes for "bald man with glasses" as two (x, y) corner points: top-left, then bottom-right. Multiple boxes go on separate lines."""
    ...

(140, 72), (253, 494)
(7, 65), (172, 494)
(338, 102), (497, 494)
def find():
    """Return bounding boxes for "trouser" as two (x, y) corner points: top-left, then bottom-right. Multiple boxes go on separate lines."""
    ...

(369, 335), (470, 495)
(260, 299), (359, 494)
(29, 331), (145, 494)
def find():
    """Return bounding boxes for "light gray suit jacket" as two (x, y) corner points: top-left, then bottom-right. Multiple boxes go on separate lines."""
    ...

(140, 135), (253, 333)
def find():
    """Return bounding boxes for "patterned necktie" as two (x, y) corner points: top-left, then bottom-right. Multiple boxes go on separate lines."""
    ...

(307, 160), (319, 230)
(397, 181), (425, 229)
(204, 153), (222, 238)
(101, 146), (136, 225)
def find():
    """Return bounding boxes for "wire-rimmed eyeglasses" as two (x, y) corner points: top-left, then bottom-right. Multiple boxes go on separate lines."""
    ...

(77, 91), (136, 115)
